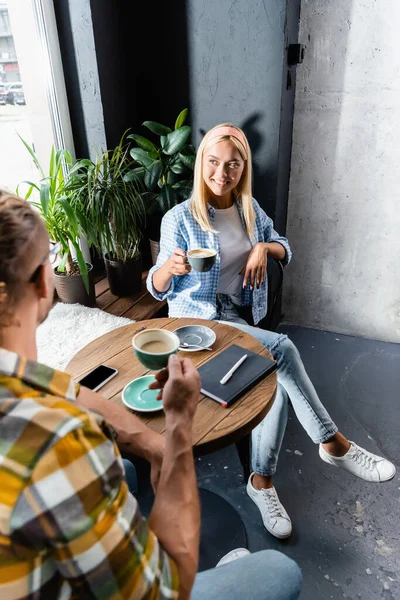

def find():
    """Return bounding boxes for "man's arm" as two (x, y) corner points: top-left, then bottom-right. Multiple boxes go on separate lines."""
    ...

(148, 355), (201, 599)
(77, 386), (164, 486)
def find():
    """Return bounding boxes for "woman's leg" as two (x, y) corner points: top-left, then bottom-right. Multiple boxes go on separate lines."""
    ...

(225, 321), (395, 485)
(225, 322), (339, 454)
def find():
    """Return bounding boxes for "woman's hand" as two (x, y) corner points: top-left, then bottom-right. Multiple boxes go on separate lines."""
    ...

(241, 242), (269, 289)
(167, 248), (192, 277)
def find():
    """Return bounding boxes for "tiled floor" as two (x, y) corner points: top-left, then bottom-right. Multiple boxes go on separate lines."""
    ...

(137, 325), (400, 599)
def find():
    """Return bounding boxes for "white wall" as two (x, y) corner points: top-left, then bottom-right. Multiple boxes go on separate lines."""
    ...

(284, 0), (400, 343)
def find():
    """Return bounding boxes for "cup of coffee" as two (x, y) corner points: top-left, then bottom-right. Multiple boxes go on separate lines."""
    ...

(132, 328), (181, 370)
(187, 248), (217, 272)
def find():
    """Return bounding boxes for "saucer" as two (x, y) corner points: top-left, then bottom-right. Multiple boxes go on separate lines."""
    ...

(173, 325), (216, 352)
(121, 376), (163, 412)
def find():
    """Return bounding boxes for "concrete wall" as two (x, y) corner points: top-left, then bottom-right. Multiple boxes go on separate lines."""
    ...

(54, 0), (106, 159)
(284, 0), (400, 343)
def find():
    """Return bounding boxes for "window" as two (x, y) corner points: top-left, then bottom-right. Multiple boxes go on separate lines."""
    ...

(0, 0), (74, 193)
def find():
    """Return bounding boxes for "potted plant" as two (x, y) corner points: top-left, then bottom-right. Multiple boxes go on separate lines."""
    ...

(73, 132), (146, 297)
(18, 140), (96, 306)
(125, 108), (195, 264)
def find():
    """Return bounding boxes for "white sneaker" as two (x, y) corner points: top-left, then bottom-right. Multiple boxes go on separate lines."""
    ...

(319, 441), (396, 482)
(216, 548), (250, 567)
(246, 473), (292, 539)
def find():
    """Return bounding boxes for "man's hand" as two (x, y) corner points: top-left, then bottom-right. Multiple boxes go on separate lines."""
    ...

(167, 248), (192, 277)
(149, 355), (200, 421)
(241, 242), (269, 289)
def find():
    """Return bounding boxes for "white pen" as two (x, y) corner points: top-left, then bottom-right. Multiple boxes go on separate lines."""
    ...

(220, 354), (248, 385)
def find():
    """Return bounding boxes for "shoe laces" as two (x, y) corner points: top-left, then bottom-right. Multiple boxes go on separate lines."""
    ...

(350, 446), (375, 471)
(262, 489), (283, 518)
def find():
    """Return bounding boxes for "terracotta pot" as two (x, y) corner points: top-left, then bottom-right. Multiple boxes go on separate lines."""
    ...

(54, 263), (95, 307)
(104, 253), (142, 297)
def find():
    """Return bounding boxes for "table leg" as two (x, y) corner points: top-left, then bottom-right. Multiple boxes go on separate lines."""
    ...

(235, 433), (251, 481)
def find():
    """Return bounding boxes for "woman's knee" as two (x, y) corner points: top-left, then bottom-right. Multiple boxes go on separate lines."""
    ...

(274, 335), (301, 364)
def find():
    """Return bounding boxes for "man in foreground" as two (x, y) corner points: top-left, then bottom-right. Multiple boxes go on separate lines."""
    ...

(0, 191), (302, 599)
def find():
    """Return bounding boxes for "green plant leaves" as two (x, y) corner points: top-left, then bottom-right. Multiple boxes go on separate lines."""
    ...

(178, 152), (195, 170)
(172, 179), (193, 198)
(124, 166), (146, 182)
(170, 161), (185, 174)
(127, 134), (157, 153)
(130, 148), (154, 167)
(144, 160), (163, 191)
(142, 121), (172, 136)
(175, 108), (188, 130)
(39, 181), (50, 215)
(163, 126), (191, 155)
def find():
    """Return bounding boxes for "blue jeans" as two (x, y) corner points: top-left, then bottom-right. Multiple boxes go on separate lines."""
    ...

(192, 550), (302, 599)
(217, 298), (338, 475)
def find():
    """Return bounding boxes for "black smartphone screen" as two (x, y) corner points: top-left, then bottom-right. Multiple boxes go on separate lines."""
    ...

(78, 365), (117, 390)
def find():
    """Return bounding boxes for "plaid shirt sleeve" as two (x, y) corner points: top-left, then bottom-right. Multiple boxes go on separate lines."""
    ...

(253, 199), (292, 266)
(9, 409), (179, 600)
(147, 209), (188, 301)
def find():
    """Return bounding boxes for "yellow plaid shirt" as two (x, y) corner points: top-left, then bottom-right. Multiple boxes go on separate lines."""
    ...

(0, 348), (179, 599)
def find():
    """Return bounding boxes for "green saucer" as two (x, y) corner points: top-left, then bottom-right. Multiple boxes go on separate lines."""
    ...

(122, 376), (163, 413)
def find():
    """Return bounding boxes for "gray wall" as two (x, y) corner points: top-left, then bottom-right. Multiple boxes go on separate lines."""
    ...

(284, 0), (400, 343)
(54, 0), (106, 160)
(186, 0), (296, 224)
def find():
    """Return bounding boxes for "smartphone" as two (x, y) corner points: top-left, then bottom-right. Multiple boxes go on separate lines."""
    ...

(78, 365), (118, 391)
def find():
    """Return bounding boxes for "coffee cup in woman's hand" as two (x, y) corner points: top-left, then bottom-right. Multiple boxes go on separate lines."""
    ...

(168, 248), (192, 276)
(187, 248), (217, 272)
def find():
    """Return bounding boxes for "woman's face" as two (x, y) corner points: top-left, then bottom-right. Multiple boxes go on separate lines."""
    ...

(202, 140), (245, 199)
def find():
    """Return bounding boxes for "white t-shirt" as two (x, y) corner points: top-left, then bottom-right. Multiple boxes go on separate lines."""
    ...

(214, 203), (252, 300)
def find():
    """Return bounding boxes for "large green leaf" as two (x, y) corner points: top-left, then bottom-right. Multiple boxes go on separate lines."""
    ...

(130, 148), (154, 167)
(16, 180), (39, 199)
(174, 108), (188, 130)
(163, 126), (191, 156)
(179, 152), (195, 170)
(167, 170), (178, 185)
(172, 179), (193, 199)
(18, 134), (44, 178)
(144, 160), (163, 191)
(142, 121), (172, 136)
(170, 161), (185, 174)
(124, 166), (146, 182)
(39, 182), (50, 215)
(128, 134), (157, 153)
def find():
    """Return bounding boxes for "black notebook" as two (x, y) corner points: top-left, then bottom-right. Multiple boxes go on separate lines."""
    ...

(198, 344), (277, 408)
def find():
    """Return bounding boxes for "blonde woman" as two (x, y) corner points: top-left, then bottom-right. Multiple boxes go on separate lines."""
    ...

(147, 124), (395, 540)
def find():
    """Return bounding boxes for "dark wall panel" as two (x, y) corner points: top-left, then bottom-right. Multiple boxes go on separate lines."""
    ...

(89, 0), (191, 147)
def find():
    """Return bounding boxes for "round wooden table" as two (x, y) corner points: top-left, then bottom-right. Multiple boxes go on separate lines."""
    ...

(67, 317), (277, 570)
(67, 317), (277, 458)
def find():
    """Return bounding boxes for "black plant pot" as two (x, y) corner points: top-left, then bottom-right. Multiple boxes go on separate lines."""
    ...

(104, 253), (142, 297)
(54, 263), (96, 307)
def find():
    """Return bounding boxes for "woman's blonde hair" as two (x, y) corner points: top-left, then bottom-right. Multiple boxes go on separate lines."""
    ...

(191, 123), (255, 239)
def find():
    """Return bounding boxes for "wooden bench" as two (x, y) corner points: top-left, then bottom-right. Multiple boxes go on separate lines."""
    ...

(95, 270), (167, 321)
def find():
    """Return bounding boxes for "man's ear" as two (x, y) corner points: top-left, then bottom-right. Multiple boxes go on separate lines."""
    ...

(35, 263), (51, 301)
